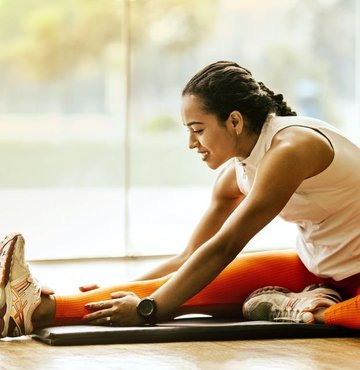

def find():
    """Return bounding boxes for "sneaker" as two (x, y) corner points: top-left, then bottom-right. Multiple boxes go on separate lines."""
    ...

(242, 284), (342, 324)
(0, 233), (41, 337)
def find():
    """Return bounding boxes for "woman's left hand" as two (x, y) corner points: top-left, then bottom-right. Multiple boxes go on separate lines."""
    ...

(83, 291), (144, 326)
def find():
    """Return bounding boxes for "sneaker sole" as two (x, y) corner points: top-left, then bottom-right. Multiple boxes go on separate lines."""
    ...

(0, 234), (21, 286)
(0, 233), (22, 337)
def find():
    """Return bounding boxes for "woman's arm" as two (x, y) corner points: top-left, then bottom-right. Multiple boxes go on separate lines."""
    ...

(84, 127), (334, 325)
(151, 127), (334, 319)
(79, 163), (243, 292)
(135, 162), (244, 280)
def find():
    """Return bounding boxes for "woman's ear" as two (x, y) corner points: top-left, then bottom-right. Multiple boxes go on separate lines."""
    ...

(227, 111), (244, 133)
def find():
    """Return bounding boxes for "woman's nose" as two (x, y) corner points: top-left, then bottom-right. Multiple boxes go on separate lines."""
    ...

(188, 133), (198, 149)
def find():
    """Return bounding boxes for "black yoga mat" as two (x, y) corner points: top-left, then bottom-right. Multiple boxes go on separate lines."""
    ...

(32, 318), (359, 346)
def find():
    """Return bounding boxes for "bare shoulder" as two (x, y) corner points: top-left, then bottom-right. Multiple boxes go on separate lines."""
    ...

(269, 125), (334, 178)
(212, 161), (244, 201)
(272, 125), (333, 148)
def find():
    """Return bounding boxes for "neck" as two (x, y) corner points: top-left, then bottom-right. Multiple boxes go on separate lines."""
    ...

(236, 130), (260, 161)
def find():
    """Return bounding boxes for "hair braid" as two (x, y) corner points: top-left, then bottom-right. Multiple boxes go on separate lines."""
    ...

(258, 82), (297, 117)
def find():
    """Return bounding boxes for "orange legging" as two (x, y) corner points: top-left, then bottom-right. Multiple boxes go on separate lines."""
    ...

(54, 250), (360, 329)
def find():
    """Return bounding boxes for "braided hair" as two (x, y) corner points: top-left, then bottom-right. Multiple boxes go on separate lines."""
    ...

(182, 61), (296, 134)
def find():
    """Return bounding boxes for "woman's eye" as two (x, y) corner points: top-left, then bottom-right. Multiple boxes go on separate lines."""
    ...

(193, 129), (203, 134)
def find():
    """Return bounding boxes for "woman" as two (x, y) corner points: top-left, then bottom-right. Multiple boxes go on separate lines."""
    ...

(1, 61), (359, 337)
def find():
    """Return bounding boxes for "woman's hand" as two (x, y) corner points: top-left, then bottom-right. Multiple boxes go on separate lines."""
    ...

(41, 285), (55, 296)
(83, 291), (144, 326)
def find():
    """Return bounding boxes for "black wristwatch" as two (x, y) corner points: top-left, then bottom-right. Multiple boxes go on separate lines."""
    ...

(136, 297), (157, 324)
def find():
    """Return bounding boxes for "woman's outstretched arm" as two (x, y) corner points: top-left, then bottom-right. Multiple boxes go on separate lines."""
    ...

(78, 163), (243, 293)
(135, 162), (244, 281)
(150, 126), (335, 320)
(83, 126), (333, 325)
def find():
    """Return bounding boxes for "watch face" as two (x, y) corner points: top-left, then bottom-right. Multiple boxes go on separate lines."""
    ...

(139, 299), (155, 317)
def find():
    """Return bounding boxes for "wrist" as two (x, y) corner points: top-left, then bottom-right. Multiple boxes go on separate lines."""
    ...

(136, 297), (157, 325)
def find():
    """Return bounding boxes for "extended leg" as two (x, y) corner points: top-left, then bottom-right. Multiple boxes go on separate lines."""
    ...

(44, 250), (323, 328)
(323, 288), (360, 329)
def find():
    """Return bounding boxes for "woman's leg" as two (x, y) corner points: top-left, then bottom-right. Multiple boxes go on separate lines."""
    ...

(323, 295), (360, 329)
(322, 276), (360, 329)
(36, 250), (324, 328)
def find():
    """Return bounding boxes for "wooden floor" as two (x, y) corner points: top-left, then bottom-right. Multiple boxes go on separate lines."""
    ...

(1, 335), (359, 370)
(1, 258), (359, 369)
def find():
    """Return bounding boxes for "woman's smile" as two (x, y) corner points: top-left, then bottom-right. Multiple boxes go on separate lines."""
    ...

(198, 151), (209, 161)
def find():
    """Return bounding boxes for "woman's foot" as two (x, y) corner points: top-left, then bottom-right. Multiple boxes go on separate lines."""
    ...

(242, 284), (342, 324)
(0, 233), (42, 337)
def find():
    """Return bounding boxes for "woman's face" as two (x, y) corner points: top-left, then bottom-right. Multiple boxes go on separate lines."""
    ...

(181, 94), (239, 169)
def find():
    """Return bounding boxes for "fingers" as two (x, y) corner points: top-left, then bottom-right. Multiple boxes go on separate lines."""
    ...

(83, 293), (141, 326)
(79, 284), (100, 292)
(85, 300), (113, 311)
(84, 309), (114, 325)
(83, 302), (113, 324)
(84, 312), (114, 326)
(110, 291), (135, 299)
(89, 316), (114, 326)
(41, 285), (55, 296)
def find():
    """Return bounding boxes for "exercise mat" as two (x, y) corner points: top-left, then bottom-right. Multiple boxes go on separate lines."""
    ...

(32, 318), (359, 346)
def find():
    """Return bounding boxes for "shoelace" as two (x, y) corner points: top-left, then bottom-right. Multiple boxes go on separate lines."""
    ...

(271, 308), (306, 323)
(269, 296), (312, 323)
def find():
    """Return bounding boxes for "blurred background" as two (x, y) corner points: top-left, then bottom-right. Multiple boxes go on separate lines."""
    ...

(0, 0), (359, 260)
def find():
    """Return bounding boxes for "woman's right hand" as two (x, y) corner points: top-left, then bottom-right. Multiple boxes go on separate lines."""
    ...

(79, 284), (100, 292)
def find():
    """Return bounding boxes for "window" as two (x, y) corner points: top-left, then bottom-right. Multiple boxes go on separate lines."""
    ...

(0, 0), (358, 259)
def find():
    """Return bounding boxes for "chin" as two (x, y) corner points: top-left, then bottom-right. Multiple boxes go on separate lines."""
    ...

(206, 156), (232, 170)
(206, 161), (222, 170)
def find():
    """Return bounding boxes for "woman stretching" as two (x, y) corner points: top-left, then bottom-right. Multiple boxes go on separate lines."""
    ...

(1, 61), (359, 338)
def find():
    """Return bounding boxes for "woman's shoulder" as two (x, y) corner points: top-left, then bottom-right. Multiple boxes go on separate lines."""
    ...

(269, 114), (342, 135)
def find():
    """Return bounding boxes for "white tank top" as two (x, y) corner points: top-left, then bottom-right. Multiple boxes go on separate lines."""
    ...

(234, 114), (360, 281)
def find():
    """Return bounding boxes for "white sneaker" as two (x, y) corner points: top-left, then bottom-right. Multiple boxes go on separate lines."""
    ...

(242, 284), (342, 324)
(0, 233), (41, 337)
